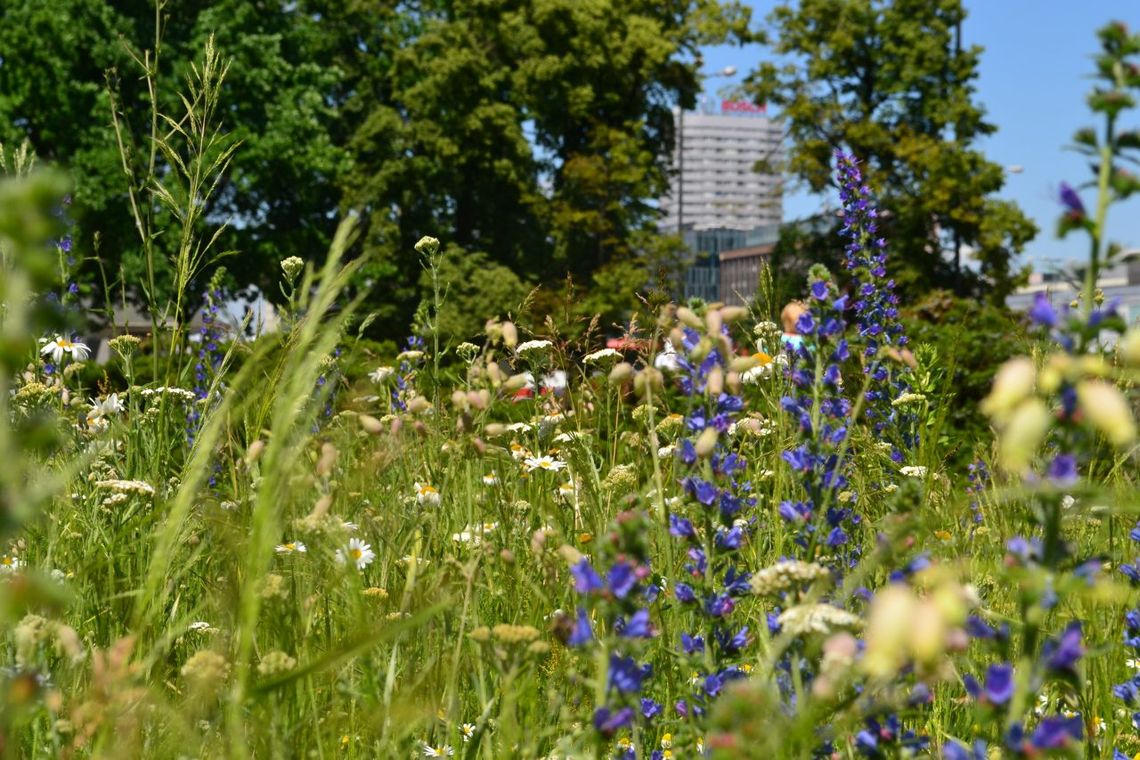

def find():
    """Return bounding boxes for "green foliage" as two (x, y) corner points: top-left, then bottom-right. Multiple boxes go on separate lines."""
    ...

(746, 0), (1037, 303)
(901, 290), (1031, 468)
(419, 246), (532, 345)
(0, 0), (347, 310)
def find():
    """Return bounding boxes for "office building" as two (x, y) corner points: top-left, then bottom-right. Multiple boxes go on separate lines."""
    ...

(659, 99), (783, 233)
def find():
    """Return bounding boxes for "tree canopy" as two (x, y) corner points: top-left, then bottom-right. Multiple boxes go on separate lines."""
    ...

(746, 0), (1037, 303)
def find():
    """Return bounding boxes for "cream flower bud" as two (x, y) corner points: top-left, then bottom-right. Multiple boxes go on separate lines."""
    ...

(998, 398), (1051, 471)
(862, 585), (916, 679)
(694, 427), (719, 458)
(706, 367), (724, 397)
(676, 307), (703, 329)
(1077, 380), (1137, 446)
(358, 414), (384, 434)
(414, 236), (440, 256)
(609, 362), (634, 385)
(909, 599), (948, 667)
(720, 306), (748, 323)
(501, 321), (518, 348)
(1120, 328), (1140, 368)
(705, 309), (723, 337)
(981, 357), (1036, 423)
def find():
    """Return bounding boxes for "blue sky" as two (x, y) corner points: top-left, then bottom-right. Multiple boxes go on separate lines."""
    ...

(699, 1), (1140, 271)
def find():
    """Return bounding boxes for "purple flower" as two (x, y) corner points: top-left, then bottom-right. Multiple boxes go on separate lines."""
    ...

(606, 561), (637, 599)
(592, 706), (634, 736)
(1029, 715), (1083, 749)
(568, 607), (592, 647)
(1043, 621), (1084, 672)
(571, 559), (603, 594)
(981, 663), (1014, 705)
(618, 608), (653, 639)
(1028, 292), (1060, 328)
(607, 653), (650, 694)
(1059, 181), (1085, 216)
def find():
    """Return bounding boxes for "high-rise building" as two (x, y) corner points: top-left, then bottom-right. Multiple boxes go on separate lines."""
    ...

(659, 99), (783, 232)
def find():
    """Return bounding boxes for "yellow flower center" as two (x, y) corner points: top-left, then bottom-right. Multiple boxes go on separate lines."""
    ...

(350, 548), (362, 561)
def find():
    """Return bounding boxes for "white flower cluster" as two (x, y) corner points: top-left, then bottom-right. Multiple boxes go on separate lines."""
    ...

(95, 479), (156, 497)
(516, 339), (553, 357)
(891, 392), (928, 407)
(777, 604), (860, 636)
(750, 560), (831, 597)
(138, 386), (198, 403)
(900, 466), (928, 478)
(583, 348), (621, 365)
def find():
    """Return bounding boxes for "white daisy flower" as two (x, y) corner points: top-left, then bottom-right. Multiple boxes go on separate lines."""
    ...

(540, 370), (568, 393)
(369, 366), (395, 383)
(275, 541), (308, 555)
(421, 743), (454, 757)
(460, 723), (476, 742)
(336, 537), (375, 570)
(653, 340), (680, 372)
(481, 474), (498, 486)
(0, 555), (24, 573)
(40, 335), (91, 364)
(523, 455), (566, 472)
(415, 482), (441, 507)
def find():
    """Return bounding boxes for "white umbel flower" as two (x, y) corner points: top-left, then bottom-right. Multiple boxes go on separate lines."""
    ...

(516, 339), (553, 357)
(584, 348), (621, 365)
(899, 466), (927, 478)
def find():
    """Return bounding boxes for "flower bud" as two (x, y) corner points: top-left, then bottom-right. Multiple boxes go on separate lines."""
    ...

(909, 599), (948, 668)
(694, 427), (719, 458)
(677, 306), (703, 329)
(1077, 380), (1137, 446)
(998, 398), (1050, 471)
(245, 439), (266, 465)
(609, 362), (634, 385)
(862, 586), (916, 679)
(467, 389), (490, 410)
(407, 395), (432, 414)
(730, 356), (759, 373)
(634, 367), (664, 396)
(981, 357), (1036, 423)
(414, 236), (440, 256)
(316, 442), (338, 477)
(483, 423), (506, 437)
(720, 306), (748, 323)
(706, 367), (724, 397)
(358, 414), (384, 434)
(501, 322), (518, 349)
(1120, 328), (1140, 368)
(705, 309), (723, 338)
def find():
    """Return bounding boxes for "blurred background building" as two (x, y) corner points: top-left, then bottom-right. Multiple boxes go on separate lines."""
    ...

(659, 97), (783, 303)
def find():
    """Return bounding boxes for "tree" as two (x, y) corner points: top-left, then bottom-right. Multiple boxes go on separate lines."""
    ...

(338, 0), (755, 338)
(746, 0), (1036, 303)
(0, 1), (347, 314)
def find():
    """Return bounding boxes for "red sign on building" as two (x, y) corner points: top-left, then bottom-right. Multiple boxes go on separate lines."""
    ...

(720, 99), (767, 115)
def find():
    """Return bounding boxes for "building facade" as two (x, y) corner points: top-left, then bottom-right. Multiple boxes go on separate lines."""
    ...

(659, 100), (783, 233)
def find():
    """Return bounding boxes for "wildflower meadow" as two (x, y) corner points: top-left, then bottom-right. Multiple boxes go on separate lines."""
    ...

(3, 8), (1140, 760)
